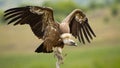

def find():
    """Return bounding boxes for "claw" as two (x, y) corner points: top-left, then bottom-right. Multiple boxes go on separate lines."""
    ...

(54, 47), (64, 68)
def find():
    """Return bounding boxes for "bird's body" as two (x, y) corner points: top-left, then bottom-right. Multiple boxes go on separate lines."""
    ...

(4, 6), (96, 68)
(36, 23), (63, 53)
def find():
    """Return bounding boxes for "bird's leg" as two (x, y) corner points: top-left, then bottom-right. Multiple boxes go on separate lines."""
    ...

(54, 47), (64, 68)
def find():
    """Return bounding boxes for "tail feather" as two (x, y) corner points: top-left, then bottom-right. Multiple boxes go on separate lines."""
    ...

(35, 42), (53, 53)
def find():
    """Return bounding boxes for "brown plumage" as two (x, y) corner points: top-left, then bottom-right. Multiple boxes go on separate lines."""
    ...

(4, 6), (96, 53)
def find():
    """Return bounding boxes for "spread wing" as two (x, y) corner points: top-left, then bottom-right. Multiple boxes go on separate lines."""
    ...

(4, 6), (55, 39)
(63, 9), (96, 44)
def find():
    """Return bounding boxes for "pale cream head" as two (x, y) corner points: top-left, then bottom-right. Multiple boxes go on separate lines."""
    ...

(60, 33), (77, 46)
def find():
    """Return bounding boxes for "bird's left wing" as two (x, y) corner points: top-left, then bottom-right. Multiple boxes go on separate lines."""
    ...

(63, 9), (96, 44)
(4, 6), (55, 39)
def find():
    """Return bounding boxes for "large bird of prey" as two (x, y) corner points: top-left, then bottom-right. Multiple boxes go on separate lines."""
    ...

(4, 6), (96, 68)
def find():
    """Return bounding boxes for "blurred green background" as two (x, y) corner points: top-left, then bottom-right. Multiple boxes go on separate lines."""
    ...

(0, 0), (120, 68)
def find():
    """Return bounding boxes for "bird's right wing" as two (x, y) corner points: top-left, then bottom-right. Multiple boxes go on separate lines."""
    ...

(62, 9), (96, 44)
(4, 6), (55, 39)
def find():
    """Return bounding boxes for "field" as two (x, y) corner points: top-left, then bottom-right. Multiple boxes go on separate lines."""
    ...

(0, 7), (120, 68)
(0, 45), (120, 68)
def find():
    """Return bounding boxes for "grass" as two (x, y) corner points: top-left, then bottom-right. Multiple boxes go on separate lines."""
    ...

(0, 45), (120, 68)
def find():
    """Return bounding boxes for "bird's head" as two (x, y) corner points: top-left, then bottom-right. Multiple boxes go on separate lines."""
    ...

(60, 33), (77, 46)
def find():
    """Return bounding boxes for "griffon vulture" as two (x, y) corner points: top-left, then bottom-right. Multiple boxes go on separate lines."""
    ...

(4, 6), (96, 67)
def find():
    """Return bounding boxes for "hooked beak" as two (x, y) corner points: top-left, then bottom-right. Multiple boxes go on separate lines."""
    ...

(70, 41), (77, 46)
